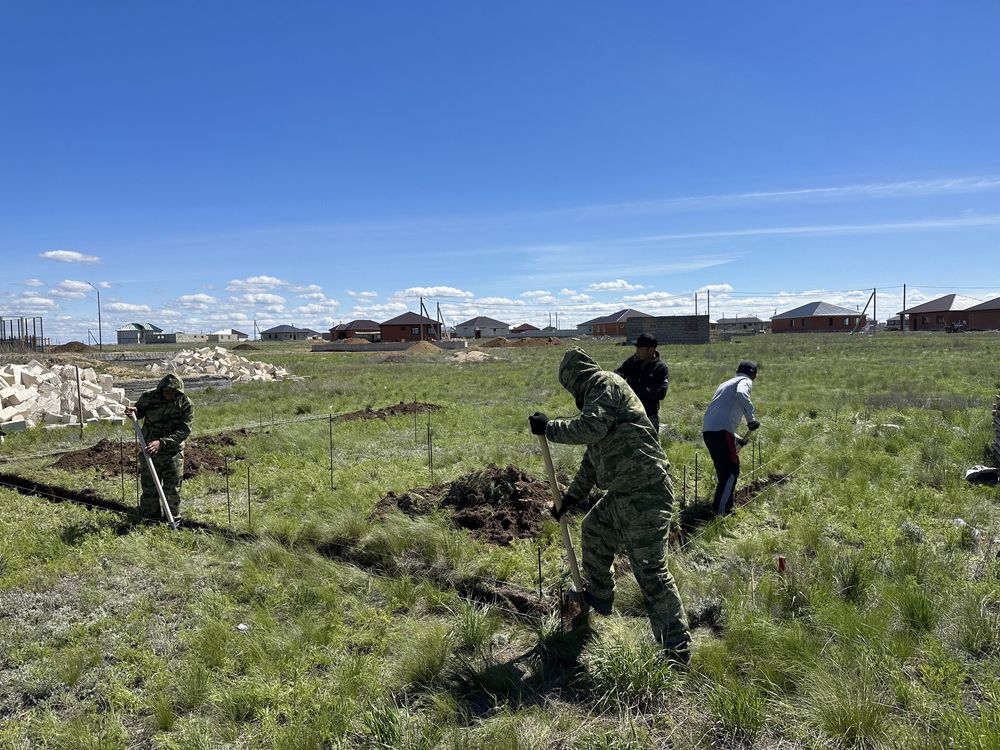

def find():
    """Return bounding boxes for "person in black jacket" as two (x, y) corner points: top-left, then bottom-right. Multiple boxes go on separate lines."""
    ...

(615, 333), (669, 433)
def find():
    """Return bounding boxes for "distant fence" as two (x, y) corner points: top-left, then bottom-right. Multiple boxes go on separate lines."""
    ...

(994, 384), (1000, 463)
(0, 316), (46, 353)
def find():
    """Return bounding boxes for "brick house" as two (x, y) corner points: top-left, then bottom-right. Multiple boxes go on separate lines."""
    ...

(511, 323), (540, 333)
(898, 294), (979, 332)
(966, 297), (1000, 330)
(771, 302), (866, 333)
(380, 312), (441, 342)
(330, 319), (381, 341)
(579, 309), (653, 336)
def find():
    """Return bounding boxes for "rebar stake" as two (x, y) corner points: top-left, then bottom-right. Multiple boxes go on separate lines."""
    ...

(225, 456), (232, 527)
(246, 463), (252, 533)
(537, 547), (543, 601)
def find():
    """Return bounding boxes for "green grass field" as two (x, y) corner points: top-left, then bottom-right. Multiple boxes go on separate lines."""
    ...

(1, 333), (998, 749)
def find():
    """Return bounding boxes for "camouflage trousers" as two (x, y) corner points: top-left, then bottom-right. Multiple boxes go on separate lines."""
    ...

(581, 485), (690, 653)
(139, 451), (183, 520)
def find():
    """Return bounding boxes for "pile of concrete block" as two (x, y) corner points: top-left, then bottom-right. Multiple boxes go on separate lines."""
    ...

(145, 346), (299, 383)
(0, 360), (131, 433)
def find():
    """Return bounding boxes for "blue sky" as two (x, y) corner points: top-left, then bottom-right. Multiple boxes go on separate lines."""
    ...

(3, 2), (999, 340)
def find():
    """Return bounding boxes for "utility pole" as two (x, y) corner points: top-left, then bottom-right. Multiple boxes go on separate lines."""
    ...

(86, 281), (103, 353)
(694, 292), (699, 316)
(873, 287), (876, 333)
(707, 289), (711, 322)
(901, 284), (906, 334)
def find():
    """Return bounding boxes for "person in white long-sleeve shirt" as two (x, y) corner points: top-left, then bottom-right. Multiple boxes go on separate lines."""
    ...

(702, 361), (760, 515)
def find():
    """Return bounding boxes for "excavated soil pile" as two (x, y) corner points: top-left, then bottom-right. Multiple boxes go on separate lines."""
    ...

(513, 337), (561, 347)
(233, 343), (259, 351)
(340, 337), (370, 345)
(52, 342), (94, 353)
(340, 402), (441, 422)
(408, 341), (442, 353)
(52, 431), (249, 479)
(374, 464), (556, 546)
(481, 338), (511, 348)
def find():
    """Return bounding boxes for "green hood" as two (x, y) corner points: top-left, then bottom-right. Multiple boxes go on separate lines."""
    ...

(558, 347), (602, 400)
(157, 373), (185, 393)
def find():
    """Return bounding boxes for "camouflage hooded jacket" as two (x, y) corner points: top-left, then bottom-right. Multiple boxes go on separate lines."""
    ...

(134, 373), (193, 455)
(546, 347), (671, 501)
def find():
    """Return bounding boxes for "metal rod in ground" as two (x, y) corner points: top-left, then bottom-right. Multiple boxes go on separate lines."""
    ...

(537, 547), (543, 600)
(134, 433), (140, 507)
(413, 396), (418, 443)
(225, 456), (231, 527)
(119, 434), (125, 505)
(246, 463), (252, 533)
(683, 465), (687, 503)
(694, 453), (699, 502)
(558, 579), (564, 632)
(328, 414), (334, 491)
(426, 412), (434, 483)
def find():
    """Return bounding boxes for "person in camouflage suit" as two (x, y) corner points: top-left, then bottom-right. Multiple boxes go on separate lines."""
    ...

(529, 347), (690, 662)
(125, 373), (192, 520)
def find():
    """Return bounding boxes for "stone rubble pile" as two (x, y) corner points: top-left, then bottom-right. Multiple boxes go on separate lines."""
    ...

(0, 361), (131, 433)
(146, 346), (300, 383)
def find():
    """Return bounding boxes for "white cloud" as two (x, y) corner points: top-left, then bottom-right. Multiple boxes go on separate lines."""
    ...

(177, 293), (219, 310)
(293, 301), (340, 316)
(520, 290), (552, 299)
(106, 302), (152, 313)
(14, 295), (58, 310)
(289, 283), (323, 294)
(559, 288), (577, 296)
(19, 278), (44, 287)
(347, 290), (378, 299)
(297, 292), (328, 301)
(226, 275), (288, 292)
(39, 250), (100, 264)
(395, 286), (474, 299)
(232, 292), (287, 305)
(475, 297), (525, 306)
(569, 294), (592, 303)
(697, 283), (734, 294)
(98, 281), (112, 289)
(586, 279), (644, 292)
(48, 279), (94, 300)
(351, 301), (408, 317)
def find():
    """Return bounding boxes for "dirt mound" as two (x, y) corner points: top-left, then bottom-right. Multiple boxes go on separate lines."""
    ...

(451, 351), (493, 363)
(408, 341), (442, 353)
(52, 431), (249, 479)
(374, 464), (556, 546)
(233, 343), (259, 350)
(52, 342), (94, 353)
(513, 337), (561, 347)
(341, 337), (370, 345)
(340, 402), (441, 422)
(481, 338), (511, 348)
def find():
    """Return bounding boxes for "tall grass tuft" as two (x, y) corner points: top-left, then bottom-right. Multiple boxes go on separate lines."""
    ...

(954, 594), (1000, 657)
(708, 677), (767, 742)
(396, 624), (452, 689)
(897, 581), (939, 634)
(451, 602), (502, 656)
(585, 621), (676, 710)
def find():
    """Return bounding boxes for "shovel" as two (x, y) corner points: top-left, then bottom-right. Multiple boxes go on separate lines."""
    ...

(537, 434), (587, 611)
(129, 415), (179, 530)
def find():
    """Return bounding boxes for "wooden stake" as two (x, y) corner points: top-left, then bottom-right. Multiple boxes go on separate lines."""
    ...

(538, 434), (586, 606)
(128, 414), (178, 530)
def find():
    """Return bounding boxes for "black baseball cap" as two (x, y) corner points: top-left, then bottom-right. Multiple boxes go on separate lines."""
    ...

(737, 360), (759, 377)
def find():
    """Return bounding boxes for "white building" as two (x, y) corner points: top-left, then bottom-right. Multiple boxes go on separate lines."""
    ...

(454, 316), (510, 339)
